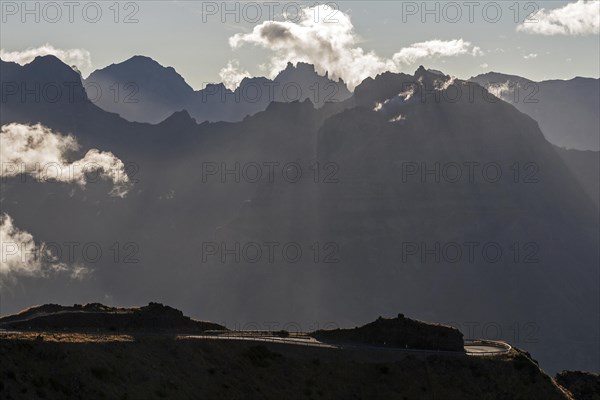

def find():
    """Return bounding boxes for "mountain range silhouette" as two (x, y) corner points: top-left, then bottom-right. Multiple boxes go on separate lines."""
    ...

(1, 55), (598, 374)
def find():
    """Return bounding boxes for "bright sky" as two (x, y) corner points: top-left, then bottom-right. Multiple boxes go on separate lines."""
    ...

(1, 1), (599, 89)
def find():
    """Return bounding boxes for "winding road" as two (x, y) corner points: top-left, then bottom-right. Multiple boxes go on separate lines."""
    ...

(0, 328), (511, 356)
(179, 331), (512, 356)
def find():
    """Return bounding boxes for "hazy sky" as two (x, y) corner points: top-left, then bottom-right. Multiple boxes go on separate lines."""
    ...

(1, 1), (599, 89)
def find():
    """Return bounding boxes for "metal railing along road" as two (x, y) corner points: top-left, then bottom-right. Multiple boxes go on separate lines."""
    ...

(464, 339), (512, 355)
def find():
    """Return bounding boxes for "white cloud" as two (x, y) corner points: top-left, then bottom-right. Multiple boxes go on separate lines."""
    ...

(1, 213), (46, 279)
(0, 44), (92, 72)
(524, 53), (538, 60)
(480, 63), (489, 68)
(0, 213), (88, 283)
(517, 0), (600, 36)
(1, 123), (130, 197)
(0, 124), (130, 284)
(392, 39), (481, 65)
(219, 60), (251, 90)
(434, 76), (457, 91)
(481, 81), (534, 102)
(228, 5), (481, 90)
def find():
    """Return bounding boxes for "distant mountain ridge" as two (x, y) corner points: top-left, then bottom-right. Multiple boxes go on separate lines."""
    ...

(84, 56), (351, 124)
(6, 54), (597, 153)
(470, 72), (600, 151)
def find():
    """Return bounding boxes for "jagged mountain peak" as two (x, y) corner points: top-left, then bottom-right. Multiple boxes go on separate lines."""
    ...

(274, 61), (348, 86)
(413, 65), (453, 83)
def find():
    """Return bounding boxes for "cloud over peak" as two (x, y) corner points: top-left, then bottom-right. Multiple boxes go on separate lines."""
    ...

(228, 5), (481, 90)
(219, 60), (251, 90)
(0, 44), (92, 72)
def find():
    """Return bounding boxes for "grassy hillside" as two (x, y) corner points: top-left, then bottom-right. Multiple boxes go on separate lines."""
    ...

(0, 332), (571, 400)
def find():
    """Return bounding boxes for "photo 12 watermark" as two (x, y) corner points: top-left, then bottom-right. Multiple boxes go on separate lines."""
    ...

(1, 1), (140, 24)
(398, 161), (540, 184)
(1, 240), (141, 265)
(1, 161), (139, 185)
(399, 1), (540, 24)
(200, 161), (339, 184)
(200, 79), (344, 104)
(446, 320), (540, 344)
(200, 241), (341, 264)
(200, 2), (339, 23)
(1, 81), (140, 105)
(400, 241), (540, 264)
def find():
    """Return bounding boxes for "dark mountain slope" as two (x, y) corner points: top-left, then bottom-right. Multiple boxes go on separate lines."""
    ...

(470, 72), (600, 151)
(213, 68), (599, 373)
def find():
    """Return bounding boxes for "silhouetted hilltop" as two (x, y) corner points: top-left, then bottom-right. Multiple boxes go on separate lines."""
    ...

(0, 303), (225, 333)
(312, 313), (464, 352)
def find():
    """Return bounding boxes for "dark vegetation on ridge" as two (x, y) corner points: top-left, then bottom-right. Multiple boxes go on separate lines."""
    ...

(312, 313), (464, 352)
(555, 371), (600, 400)
(0, 303), (225, 333)
(0, 337), (573, 400)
